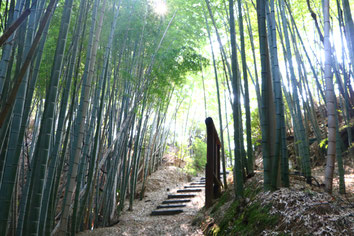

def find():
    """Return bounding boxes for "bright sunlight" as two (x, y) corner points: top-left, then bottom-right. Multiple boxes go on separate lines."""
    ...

(149, 0), (168, 16)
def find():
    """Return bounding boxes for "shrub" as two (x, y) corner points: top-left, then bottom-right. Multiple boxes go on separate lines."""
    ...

(191, 137), (207, 171)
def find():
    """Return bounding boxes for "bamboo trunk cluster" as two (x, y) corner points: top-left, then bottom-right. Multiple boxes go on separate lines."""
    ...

(0, 0), (182, 234)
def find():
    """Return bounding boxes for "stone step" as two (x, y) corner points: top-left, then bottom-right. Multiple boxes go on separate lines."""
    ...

(162, 199), (191, 204)
(177, 189), (202, 193)
(156, 204), (187, 209)
(150, 209), (183, 216)
(190, 182), (205, 185)
(184, 185), (205, 188)
(167, 194), (196, 199)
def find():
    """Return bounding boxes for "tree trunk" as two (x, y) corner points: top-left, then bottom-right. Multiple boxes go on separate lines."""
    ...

(229, 0), (243, 197)
(323, 0), (336, 193)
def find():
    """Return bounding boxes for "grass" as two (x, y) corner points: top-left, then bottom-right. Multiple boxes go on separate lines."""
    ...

(224, 202), (278, 235)
(210, 191), (231, 214)
(204, 181), (279, 236)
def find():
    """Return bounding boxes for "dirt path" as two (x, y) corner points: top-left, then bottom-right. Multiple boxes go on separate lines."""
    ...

(78, 166), (204, 236)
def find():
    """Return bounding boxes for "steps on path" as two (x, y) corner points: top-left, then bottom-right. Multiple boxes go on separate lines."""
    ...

(162, 199), (191, 204)
(177, 189), (202, 193)
(190, 182), (205, 185)
(150, 209), (183, 216)
(156, 204), (187, 209)
(150, 177), (205, 216)
(168, 194), (196, 199)
(184, 185), (204, 188)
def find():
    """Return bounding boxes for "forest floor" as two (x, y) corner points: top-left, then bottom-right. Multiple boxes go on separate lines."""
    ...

(78, 134), (354, 235)
(78, 164), (204, 236)
(197, 144), (354, 235)
(198, 169), (354, 235)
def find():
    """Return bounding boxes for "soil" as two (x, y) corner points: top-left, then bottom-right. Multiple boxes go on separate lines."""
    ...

(78, 165), (204, 236)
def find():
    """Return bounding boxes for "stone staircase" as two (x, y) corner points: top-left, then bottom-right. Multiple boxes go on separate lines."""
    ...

(150, 177), (205, 216)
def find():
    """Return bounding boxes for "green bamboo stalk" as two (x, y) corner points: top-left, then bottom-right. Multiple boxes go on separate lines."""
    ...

(58, 0), (101, 233)
(237, 0), (253, 176)
(342, 0), (354, 74)
(0, 0), (57, 129)
(266, 0), (285, 189)
(279, 0), (311, 184)
(0, 0), (22, 100)
(129, 96), (147, 210)
(323, 0), (336, 193)
(0, 0), (37, 230)
(229, 0), (243, 196)
(203, 4), (227, 188)
(335, 101), (346, 194)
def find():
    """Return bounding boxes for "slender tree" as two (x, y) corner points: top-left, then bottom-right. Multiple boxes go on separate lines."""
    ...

(203, 3), (227, 188)
(323, 0), (336, 193)
(237, 0), (253, 175)
(229, 0), (243, 197)
(257, 0), (276, 191)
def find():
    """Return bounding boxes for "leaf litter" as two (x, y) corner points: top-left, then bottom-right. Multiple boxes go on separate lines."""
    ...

(256, 173), (354, 235)
(78, 165), (204, 236)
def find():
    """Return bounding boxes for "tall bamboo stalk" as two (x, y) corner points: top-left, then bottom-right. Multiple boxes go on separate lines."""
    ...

(229, 0), (243, 197)
(324, 0), (336, 193)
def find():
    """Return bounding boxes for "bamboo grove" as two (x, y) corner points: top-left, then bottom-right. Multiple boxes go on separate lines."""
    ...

(200, 0), (353, 197)
(0, 0), (353, 235)
(193, 0), (352, 199)
(0, 0), (204, 235)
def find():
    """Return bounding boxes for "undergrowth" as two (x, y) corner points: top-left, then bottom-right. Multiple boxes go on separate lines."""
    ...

(215, 202), (278, 235)
(203, 181), (280, 236)
(211, 191), (231, 214)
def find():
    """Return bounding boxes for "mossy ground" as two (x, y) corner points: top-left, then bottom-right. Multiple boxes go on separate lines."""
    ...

(210, 191), (231, 214)
(198, 181), (280, 236)
(215, 202), (278, 236)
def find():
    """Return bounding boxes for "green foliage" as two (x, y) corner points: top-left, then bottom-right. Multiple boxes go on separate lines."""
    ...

(191, 137), (207, 170)
(226, 203), (278, 236)
(207, 183), (278, 236)
(185, 137), (207, 175)
(36, 8), (61, 98)
(217, 200), (240, 233)
(319, 138), (328, 149)
(250, 108), (261, 146)
(150, 46), (208, 97)
(211, 191), (231, 214)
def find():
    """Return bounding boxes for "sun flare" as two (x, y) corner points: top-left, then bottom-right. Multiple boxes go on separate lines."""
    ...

(150, 0), (167, 16)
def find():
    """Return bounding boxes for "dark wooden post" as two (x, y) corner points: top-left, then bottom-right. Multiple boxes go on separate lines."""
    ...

(205, 117), (222, 208)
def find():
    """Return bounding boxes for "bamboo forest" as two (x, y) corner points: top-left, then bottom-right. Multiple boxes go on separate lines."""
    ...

(0, 0), (353, 235)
